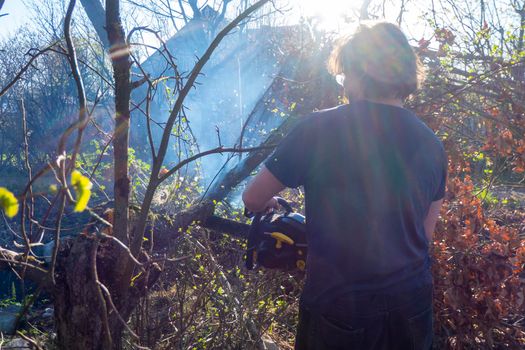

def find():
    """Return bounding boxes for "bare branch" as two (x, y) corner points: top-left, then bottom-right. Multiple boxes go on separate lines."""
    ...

(158, 145), (275, 184)
(0, 44), (58, 98)
(49, 192), (66, 285)
(79, 0), (110, 49)
(64, 0), (89, 173)
(129, 0), (272, 271)
(0, 247), (51, 289)
(16, 331), (44, 350)
(90, 240), (113, 348)
(204, 117), (297, 201)
(360, 0), (372, 20)
(97, 281), (141, 340)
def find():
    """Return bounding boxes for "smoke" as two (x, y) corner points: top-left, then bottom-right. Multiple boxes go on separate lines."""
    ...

(130, 20), (289, 192)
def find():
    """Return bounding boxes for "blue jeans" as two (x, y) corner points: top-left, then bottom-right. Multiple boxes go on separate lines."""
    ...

(294, 283), (433, 350)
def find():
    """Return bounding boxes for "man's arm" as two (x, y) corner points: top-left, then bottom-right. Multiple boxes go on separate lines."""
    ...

(242, 166), (285, 213)
(243, 117), (311, 212)
(424, 199), (443, 241)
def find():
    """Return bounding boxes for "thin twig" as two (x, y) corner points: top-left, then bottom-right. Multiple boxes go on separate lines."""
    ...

(19, 99), (35, 240)
(0, 43), (58, 98)
(159, 145), (275, 183)
(49, 192), (66, 285)
(97, 280), (141, 340)
(0, 258), (48, 274)
(14, 285), (44, 332)
(91, 240), (113, 348)
(64, 0), (89, 173)
(89, 134), (114, 180)
(98, 233), (145, 270)
(126, 0), (272, 285)
(16, 331), (44, 350)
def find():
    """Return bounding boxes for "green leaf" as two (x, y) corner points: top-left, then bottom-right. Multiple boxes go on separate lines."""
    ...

(0, 187), (19, 218)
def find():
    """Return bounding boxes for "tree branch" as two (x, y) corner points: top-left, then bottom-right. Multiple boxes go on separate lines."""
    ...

(128, 0), (271, 276)
(0, 44), (57, 98)
(158, 145), (274, 184)
(0, 247), (51, 290)
(79, 0), (110, 49)
(204, 116), (297, 202)
(64, 0), (89, 173)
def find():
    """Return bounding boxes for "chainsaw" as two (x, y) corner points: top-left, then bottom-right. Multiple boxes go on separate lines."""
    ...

(244, 197), (307, 271)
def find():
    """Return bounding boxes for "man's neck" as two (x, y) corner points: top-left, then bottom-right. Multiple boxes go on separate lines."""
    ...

(353, 97), (404, 108)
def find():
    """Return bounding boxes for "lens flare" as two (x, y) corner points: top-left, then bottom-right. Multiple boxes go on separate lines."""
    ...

(293, 0), (357, 31)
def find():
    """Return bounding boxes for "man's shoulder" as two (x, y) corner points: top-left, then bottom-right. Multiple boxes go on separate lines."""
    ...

(310, 104), (350, 119)
(408, 114), (445, 153)
(382, 106), (444, 152)
(401, 111), (446, 165)
(298, 104), (350, 131)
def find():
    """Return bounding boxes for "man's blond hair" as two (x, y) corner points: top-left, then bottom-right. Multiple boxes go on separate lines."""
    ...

(328, 21), (425, 99)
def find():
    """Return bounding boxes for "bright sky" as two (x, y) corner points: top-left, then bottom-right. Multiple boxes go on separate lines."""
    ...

(288, 0), (433, 46)
(0, 0), (29, 39)
(291, 0), (361, 31)
(0, 0), (443, 47)
(0, 0), (385, 38)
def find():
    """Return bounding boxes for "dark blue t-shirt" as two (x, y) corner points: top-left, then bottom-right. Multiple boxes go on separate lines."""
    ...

(265, 101), (447, 306)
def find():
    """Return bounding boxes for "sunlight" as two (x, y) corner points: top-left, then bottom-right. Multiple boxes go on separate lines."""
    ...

(292, 0), (359, 31)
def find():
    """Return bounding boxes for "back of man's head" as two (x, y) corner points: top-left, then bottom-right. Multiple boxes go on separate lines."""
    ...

(328, 21), (425, 100)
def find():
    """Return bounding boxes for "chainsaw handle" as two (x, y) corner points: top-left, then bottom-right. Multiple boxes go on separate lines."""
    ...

(244, 197), (292, 218)
(245, 212), (262, 270)
(275, 197), (293, 215)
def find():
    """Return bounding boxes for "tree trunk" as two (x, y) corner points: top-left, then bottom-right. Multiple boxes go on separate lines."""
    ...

(106, 0), (131, 246)
(79, 0), (110, 50)
(55, 236), (115, 349)
(54, 235), (158, 349)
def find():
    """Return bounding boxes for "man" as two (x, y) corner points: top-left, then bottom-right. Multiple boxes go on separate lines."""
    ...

(242, 21), (446, 349)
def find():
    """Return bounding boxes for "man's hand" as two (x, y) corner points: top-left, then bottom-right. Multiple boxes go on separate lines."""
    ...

(424, 198), (444, 241)
(244, 197), (280, 217)
(263, 197), (280, 213)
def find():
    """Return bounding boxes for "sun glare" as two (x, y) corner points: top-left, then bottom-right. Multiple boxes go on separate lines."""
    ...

(293, 0), (359, 31)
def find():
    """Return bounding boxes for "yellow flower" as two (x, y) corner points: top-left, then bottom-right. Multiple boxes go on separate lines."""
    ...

(71, 170), (93, 212)
(0, 187), (19, 218)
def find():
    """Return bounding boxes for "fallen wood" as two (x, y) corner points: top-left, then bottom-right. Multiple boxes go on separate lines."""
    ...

(0, 247), (52, 291)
